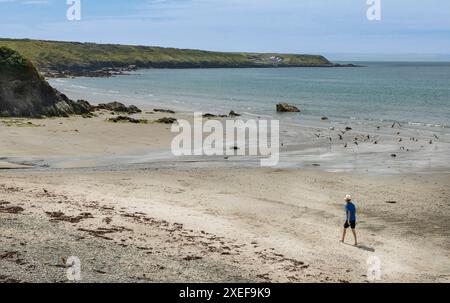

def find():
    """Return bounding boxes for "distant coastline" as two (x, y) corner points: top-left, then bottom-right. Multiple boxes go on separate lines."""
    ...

(42, 63), (362, 79)
(0, 38), (359, 78)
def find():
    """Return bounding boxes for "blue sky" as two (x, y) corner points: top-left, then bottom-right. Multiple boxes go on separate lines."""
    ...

(1, 0), (449, 61)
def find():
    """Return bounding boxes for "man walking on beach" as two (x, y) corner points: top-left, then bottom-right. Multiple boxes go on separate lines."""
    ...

(341, 195), (358, 246)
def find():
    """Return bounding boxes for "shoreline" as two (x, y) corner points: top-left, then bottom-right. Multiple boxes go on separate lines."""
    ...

(1, 104), (449, 174)
(42, 63), (363, 79)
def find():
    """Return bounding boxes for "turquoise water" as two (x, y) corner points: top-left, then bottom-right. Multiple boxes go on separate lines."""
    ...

(50, 62), (450, 130)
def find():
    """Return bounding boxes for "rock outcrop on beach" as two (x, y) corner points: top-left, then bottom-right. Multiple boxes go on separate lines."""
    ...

(203, 113), (228, 118)
(107, 115), (148, 124)
(200, 111), (242, 119)
(96, 101), (142, 114)
(276, 103), (301, 113)
(154, 108), (176, 114)
(155, 117), (177, 124)
(72, 99), (94, 115)
(0, 47), (92, 118)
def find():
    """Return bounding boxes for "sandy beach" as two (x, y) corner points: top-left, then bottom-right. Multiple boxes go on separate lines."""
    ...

(1, 108), (449, 283)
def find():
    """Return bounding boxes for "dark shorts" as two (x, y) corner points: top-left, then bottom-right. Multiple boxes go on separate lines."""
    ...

(344, 221), (356, 229)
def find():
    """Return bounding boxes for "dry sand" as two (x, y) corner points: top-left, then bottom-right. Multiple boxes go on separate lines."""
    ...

(1, 110), (449, 283)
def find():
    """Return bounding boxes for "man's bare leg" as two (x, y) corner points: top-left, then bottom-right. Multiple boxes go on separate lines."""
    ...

(351, 229), (358, 246)
(341, 228), (347, 243)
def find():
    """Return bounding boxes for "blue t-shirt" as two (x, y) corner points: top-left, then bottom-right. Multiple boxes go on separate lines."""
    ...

(345, 202), (356, 221)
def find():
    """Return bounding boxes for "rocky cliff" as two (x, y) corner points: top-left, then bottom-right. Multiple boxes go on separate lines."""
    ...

(0, 47), (90, 117)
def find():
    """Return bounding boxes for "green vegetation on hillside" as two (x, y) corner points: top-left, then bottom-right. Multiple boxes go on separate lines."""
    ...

(0, 46), (28, 67)
(0, 38), (332, 72)
(0, 46), (39, 80)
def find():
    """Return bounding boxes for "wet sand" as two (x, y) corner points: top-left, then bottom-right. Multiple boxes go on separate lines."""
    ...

(1, 107), (449, 173)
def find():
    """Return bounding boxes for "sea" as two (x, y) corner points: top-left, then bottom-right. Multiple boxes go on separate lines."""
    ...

(49, 62), (450, 131)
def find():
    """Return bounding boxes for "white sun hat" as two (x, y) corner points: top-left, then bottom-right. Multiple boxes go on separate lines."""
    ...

(345, 194), (352, 201)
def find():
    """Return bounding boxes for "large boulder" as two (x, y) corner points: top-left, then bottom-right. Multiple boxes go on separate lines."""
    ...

(127, 105), (142, 114)
(72, 99), (94, 114)
(0, 47), (81, 117)
(276, 103), (301, 113)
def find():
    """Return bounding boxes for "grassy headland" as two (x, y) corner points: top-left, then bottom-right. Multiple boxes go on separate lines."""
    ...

(0, 38), (333, 72)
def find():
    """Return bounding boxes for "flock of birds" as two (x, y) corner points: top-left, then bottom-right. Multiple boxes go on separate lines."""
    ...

(305, 121), (441, 158)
